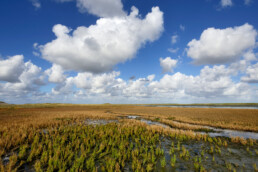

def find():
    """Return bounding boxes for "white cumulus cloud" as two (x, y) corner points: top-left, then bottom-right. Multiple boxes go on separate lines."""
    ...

(40, 6), (164, 73)
(241, 63), (258, 83)
(0, 56), (45, 102)
(0, 55), (25, 82)
(187, 23), (257, 65)
(76, 0), (125, 17)
(45, 64), (66, 83)
(221, 0), (233, 7)
(243, 51), (257, 61)
(149, 63), (253, 100)
(55, 0), (125, 18)
(160, 57), (178, 73)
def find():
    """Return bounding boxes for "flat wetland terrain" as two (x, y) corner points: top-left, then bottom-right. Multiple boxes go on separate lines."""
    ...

(0, 104), (257, 171)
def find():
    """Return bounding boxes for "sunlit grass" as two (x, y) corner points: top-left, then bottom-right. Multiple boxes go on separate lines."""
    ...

(0, 105), (257, 171)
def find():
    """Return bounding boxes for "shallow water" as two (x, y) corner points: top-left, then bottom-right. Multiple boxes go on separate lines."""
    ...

(157, 137), (258, 171)
(127, 116), (258, 140)
(140, 119), (169, 128)
(85, 119), (118, 125)
(127, 115), (169, 128)
(82, 116), (258, 140)
(205, 129), (258, 139)
(127, 115), (139, 119)
(2, 156), (9, 165)
(145, 105), (258, 109)
(172, 121), (258, 140)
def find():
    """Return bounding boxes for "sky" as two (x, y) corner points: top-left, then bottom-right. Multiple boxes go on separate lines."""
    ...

(0, 0), (258, 104)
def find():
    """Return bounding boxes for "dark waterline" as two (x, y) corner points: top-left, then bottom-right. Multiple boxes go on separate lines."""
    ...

(144, 105), (258, 109)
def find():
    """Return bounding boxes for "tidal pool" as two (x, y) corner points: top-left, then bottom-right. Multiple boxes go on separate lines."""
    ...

(156, 137), (258, 171)
(85, 119), (118, 125)
(127, 115), (169, 128)
(127, 116), (258, 140)
(171, 121), (258, 140)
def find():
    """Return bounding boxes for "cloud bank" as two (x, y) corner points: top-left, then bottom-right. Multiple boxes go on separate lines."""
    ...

(1, 55), (257, 104)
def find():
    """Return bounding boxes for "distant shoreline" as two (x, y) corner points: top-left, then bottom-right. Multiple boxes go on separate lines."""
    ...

(139, 103), (258, 107)
(1, 102), (258, 108)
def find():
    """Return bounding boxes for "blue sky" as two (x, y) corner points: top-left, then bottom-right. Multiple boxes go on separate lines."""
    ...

(0, 0), (257, 104)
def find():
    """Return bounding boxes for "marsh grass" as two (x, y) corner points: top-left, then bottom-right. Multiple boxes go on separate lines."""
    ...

(0, 105), (257, 171)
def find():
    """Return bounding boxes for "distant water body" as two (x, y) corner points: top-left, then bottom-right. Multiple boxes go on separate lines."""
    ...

(144, 105), (258, 109)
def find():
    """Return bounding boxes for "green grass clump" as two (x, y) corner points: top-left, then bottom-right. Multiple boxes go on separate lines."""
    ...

(2, 123), (167, 171)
